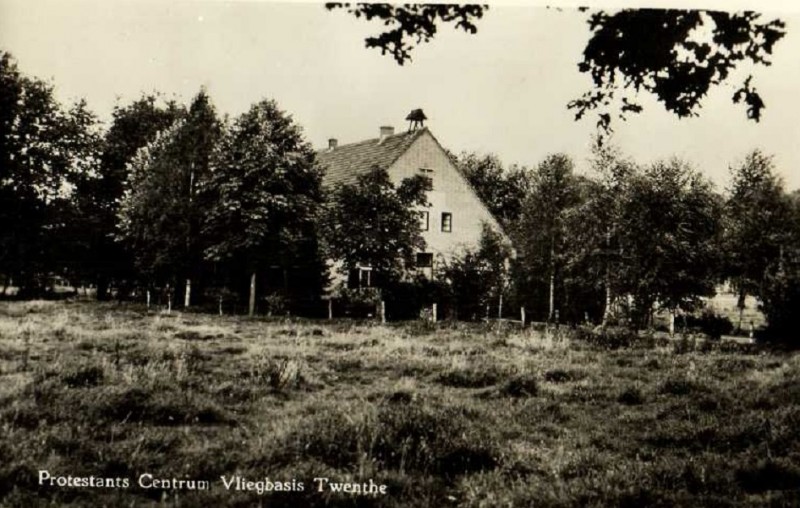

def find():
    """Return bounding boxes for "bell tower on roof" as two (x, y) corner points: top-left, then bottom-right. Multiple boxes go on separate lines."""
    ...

(406, 109), (427, 131)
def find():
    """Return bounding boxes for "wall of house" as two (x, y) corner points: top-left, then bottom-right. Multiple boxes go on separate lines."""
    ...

(388, 130), (504, 260)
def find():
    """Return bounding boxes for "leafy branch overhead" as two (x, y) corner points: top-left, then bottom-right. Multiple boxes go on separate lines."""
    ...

(325, 3), (485, 65)
(326, 4), (786, 132)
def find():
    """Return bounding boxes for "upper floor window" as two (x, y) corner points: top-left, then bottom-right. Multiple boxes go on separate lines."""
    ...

(441, 212), (452, 233)
(419, 211), (429, 231)
(419, 168), (433, 190)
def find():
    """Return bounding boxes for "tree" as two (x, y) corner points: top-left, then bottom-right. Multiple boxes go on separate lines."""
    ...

(326, 5), (786, 133)
(321, 166), (430, 291)
(442, 224), (513, 320)
(0, 51), (101, 295)
(449, 151), (531, 229)
(75, 93), (185, 300)
(617, 159), (723, 328)
(722, 149), (793, 331)
(566, 140), (637, 325)
(516, 154), (581, 321)
(202, 99), (323, 317)
(117, 90), (221, 305)
(758, 190), (800, 339)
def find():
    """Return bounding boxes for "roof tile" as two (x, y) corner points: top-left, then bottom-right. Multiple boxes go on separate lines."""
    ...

(316, 128), (427, 187)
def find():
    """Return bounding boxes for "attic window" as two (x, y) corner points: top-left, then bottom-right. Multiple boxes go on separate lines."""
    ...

(418, 168), (433, 190)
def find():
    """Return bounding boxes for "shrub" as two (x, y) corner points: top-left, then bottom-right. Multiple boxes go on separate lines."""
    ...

(544, 368), (586, 383)
(660, 377), (704, 396)
(575, 325), (652, 350)
(500, 374), (539, 398)
(61, 364), (105, 388)
(618, 387), (645, 405)
(736, 458), (800, 493)
(436, 363), (510, 388)
(282, 402), (501, 479)
(684, 309), (734, 340)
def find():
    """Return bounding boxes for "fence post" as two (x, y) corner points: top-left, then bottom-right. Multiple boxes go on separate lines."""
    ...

(521, 307), (526, 327)
(669, 311), (675, 337)
(218, 295), (223, 316)
(184, 278), (191, 308)
(328, 299), (333, 320)
(432, 303), (437, 323)
(380, 300), (386, 324)
(146, 290), (151, 309)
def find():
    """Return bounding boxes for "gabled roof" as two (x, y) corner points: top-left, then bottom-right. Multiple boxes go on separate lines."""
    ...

(316, 128), (428, 187)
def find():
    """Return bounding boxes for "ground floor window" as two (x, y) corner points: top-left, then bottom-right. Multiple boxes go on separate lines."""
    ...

(416, 252), (433, 268)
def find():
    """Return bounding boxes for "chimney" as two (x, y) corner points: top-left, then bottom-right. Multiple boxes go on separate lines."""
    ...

(379, 126), (395, 143)
(328, 138), (338, 150)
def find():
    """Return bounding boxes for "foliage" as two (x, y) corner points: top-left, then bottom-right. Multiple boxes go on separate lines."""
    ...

(722, 150), (793, 329)
(440, 225), (513, 321)
(325, 3), (485, 65)
(684, 308), (734, 340)
(515, 154), (583, 321)
(617, 159), (723, 327)
(117, 90), (222, 293)
(759, 245), (800, 343)
(75, 94), (185, 299)
(449, 151), (531, 228)
(328, 6), (786, 133)
(202, 99), (324, 308)
(0, 51), (102, 296)
(321, 166), (429, 288)
(570, 9), (786, 132)
(563, 141), (637, 324)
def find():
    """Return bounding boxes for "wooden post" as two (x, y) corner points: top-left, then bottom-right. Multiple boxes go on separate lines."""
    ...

(218, 295), (223, 316)
(669, 311), (675, 337)
(146, 290), (151, 309)
(248, 272), (256, 317)
(380, 300), (386, 324)
(498, 294), (503, 319)
(432, 303), (437, 323)
(167, 293), (172, 314)
(184, 278), (191, 308)
(328, 299), (333, 320)
(521, 307), (526, 327)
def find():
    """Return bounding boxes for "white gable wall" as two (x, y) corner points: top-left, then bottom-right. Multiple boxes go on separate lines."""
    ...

(387, 130), (504, 258)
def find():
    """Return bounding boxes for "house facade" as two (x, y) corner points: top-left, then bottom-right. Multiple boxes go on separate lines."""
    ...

(316, 121), (506, 283)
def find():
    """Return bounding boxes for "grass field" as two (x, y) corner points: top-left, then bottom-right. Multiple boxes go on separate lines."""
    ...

(0, 300), (798, 507)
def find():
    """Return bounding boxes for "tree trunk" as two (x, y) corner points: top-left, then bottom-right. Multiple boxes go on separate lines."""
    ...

(96, 277), (110, 301)
(737, 289), (746, 333)
(248, 272), (256, 317)
(602, 228), (612, 327)
(184, 278), (191, 308)
(548, 236), (556, 322)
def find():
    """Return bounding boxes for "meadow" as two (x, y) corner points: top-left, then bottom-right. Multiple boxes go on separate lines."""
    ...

(0, 300), (798, 507)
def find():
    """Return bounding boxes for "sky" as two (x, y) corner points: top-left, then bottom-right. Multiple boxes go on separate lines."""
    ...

(1, 0), (799, 191)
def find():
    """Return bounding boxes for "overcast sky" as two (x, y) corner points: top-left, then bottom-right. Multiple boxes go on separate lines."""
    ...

(1, 0), (798, 191)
